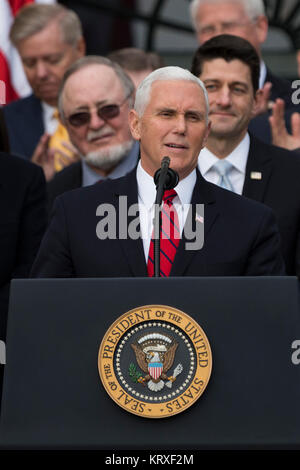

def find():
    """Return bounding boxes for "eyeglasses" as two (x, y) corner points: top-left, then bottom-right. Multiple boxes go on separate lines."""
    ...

(198, 19), (255, 37)
(66, 93), (131, 127)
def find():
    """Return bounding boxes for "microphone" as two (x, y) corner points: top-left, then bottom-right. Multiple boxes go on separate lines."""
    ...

(152, 157), (179, 277)
(154, 156), (179, 192)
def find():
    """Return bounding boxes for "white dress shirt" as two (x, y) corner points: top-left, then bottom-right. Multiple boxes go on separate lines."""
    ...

(259, 61), (267, 90)
(136, 161), (196, 261)
(198, 133), (250, 195)
(41, 101), (59, 135)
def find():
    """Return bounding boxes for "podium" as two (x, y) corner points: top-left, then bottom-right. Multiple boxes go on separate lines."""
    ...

(0, 276), (300, 450)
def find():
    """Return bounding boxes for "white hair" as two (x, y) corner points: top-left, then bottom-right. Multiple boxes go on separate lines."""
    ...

(189, 0), (266, 29)
(134, 66), (209, 123)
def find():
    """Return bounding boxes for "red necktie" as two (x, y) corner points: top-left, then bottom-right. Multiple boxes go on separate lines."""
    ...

(147, 189), (180, 277)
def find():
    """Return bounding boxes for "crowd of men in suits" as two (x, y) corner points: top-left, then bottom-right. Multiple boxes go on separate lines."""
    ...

(1, 0), (300, 407)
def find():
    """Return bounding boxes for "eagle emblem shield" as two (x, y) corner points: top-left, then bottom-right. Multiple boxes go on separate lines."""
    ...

(131, 333), (183, 391)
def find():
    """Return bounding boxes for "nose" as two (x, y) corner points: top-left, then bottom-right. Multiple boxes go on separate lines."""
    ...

(173, 114), (187, 134)
(35, 60), (48, 79)
(216, 86), (232, 107)
(89, 109), (105, 129)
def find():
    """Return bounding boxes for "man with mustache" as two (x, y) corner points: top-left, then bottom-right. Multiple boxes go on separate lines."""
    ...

(47, 56), (139, 212)
(191, 34), (300, 276)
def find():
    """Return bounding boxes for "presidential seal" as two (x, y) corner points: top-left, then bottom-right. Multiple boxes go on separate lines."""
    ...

(98, 305), (212, 418)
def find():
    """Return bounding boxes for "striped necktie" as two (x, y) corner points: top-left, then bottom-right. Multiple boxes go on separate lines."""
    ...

(147, 189), (180, 277)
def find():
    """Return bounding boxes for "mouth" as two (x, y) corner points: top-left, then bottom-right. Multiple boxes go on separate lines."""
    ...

(210, 111), (235, 117)
(88, 133), (114, 144)
(165, 143), (188, 150)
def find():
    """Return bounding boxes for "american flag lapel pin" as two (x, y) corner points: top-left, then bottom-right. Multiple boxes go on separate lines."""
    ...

(195, 213), (204, 223)
(250, 171), (262, 180)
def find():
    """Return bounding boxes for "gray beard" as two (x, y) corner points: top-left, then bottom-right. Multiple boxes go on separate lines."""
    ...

(83, 140), (134, 171)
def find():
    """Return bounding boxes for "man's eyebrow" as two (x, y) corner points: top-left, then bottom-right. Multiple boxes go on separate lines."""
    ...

(71, 101), (108, 111)
(156, 107), (176, 113)
(203, 78), (249, 88)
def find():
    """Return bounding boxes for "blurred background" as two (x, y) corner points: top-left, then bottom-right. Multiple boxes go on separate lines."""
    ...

(58, 0), (300, 79)
(1, 0), (300, 105)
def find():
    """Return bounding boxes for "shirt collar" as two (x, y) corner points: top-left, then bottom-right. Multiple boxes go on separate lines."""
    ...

(259, 60), (267, 89)
(136, 160), (196, 208)
(41, 101), (56, 121)
(199, 132), (250, 176)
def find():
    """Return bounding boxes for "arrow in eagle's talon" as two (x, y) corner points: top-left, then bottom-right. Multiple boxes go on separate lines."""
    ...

(167, 376), (176, 382)
(165, 363), (183, 388)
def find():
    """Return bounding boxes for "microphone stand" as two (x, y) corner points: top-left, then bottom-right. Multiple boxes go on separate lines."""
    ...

(153, 157), (179, 277)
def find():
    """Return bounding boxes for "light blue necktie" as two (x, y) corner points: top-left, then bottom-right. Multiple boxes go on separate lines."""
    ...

(213, 159), (233, 191)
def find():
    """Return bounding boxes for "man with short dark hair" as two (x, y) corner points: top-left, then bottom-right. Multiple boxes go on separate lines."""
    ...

(191, 34), (300, 276)
(189, 0), (299, 143)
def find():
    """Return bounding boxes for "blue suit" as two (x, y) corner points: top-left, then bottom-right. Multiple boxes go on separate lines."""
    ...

(2, 94), (44, 160)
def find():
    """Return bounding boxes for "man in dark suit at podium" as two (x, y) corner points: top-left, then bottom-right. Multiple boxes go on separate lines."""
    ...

(31, 66), (285, 279)
(191, 34), (300, 277)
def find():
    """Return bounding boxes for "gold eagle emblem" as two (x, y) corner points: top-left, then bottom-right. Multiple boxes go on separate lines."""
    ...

(131, 333), (183, 392)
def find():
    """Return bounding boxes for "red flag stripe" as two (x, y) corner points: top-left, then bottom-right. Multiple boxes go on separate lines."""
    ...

(8, 0), (34, 16)
(0, 49), (19, 104)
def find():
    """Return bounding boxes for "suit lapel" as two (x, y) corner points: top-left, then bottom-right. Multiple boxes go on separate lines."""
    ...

(242, 135), (273, 203)
(113, 170), (147, 277)
(171, 169), (219, 276)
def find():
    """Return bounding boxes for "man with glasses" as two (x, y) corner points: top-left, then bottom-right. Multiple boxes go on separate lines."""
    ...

(3, 4), (86, 176)
(47, 56), (139, 213)
(189, 0), (299, 144)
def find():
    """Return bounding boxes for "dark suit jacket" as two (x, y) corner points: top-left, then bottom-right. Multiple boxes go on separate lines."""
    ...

(242, 135), (300, 276)
(266, 68), (294, 107)
(47, 161), (82, 212)
(2, 94), (44, 160)
(31, 168), (285, 278)
(0, 108), (10, 153)
(0, 152), (47, 340)
(47, 143), (140, 215)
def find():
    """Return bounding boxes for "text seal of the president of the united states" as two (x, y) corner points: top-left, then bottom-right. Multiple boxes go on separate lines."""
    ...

(98, 305), (212, 418)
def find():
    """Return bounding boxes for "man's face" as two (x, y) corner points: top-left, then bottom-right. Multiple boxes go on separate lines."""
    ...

(199, 58), (257, 139)
(129, 80), (210, 180)
(62, 64), (133, 159)
(194, 1), (268, 54)
(17, 20), (85, 106)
